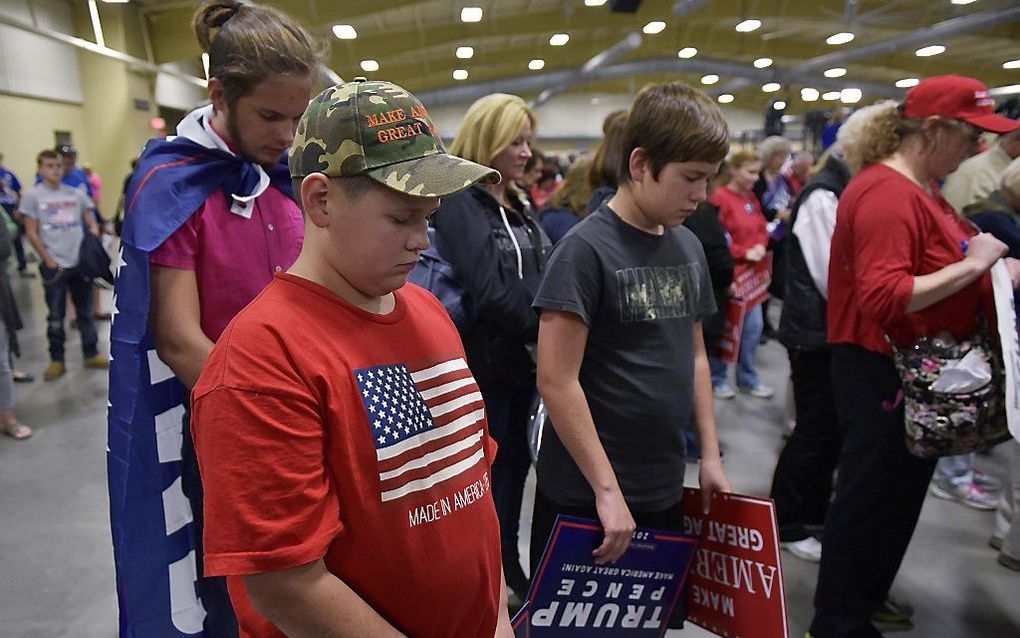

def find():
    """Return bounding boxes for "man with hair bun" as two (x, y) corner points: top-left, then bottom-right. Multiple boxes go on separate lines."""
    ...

(107, 1), (318, 635)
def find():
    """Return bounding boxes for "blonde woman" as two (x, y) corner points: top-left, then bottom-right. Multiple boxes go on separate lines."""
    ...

(433, 93), (552, 605)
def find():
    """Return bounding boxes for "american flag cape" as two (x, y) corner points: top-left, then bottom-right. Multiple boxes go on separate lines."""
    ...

(355, 357), (488, 505)
(107, 136), (292, 637)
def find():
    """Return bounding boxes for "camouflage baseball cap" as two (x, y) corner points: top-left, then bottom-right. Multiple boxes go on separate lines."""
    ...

(290, 78), (500, 197)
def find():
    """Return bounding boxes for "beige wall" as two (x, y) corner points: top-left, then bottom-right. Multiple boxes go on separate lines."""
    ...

(0, 92), (86, 190)
(72, 1), (157, 214)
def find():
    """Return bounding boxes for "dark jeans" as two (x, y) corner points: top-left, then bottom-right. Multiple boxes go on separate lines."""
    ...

(530, 488), (689, 628)
(769, 349), (842, 541)
(2, 204), (26, 271)
(40, 265), (97, 362)
(480, 380), (535, 562)
(181, 400), (239, 637)
(810, 345), (936, 638)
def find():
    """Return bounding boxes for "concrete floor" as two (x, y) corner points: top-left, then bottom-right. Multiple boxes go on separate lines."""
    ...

(1, 272), (1018, 638)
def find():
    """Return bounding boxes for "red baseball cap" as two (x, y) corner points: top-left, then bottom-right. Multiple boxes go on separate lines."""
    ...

(902, 75), (1019, 134)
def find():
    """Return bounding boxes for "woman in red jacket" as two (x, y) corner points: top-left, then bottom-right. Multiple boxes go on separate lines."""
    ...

(709, 150), (773, 399)
(810, 76), (1020, 638)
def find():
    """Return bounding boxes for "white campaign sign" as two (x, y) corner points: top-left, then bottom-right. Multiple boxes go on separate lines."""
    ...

(990, 260), (1020, 441)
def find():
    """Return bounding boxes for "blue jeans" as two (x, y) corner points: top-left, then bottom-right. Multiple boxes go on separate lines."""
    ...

(710, 303), (764, 389)
(40, 265), (97, 362)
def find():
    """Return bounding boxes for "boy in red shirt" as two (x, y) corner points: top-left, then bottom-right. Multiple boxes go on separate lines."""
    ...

(191, 79), (513, 638)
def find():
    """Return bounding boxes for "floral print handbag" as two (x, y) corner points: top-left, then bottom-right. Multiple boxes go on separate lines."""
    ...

(889, 328), (1010, 458)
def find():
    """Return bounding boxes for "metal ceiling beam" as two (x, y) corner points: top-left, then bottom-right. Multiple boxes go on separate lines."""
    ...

(0, 9), (343, 93)
(416, 56), (899, 108)
(0, 10), (207, 88)
(531, 32), (642, 109)
(710, 4), (1020, 97)
(671, 0), (713, 17)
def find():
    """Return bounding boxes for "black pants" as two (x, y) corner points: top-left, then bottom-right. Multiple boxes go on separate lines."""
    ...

(479, 381), (534, 566)
(530, 489), (688, 628)
(810, 345), (936, 638)
(769, 349), (842, 541)
(40, 265), (96, 362)
(181, 401), (239, 638)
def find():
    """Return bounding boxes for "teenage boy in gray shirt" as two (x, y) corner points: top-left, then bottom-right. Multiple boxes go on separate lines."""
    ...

(531, 83), (732, 598)
(20, 150), (106, 381)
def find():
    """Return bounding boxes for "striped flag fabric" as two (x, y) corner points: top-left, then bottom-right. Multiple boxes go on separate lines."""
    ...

(355, 357), (486, 503)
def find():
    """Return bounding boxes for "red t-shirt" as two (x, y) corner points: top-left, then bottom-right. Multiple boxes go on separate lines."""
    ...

(827, 163), (994, 355)
(191, 274), (502, 638)
(711, 186), (769, 262)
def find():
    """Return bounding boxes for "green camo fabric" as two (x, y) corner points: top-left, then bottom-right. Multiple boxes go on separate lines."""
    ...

(290, 78), (499, 197)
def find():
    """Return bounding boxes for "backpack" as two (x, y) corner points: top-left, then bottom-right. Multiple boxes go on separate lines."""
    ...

(407, 227), (475, 331)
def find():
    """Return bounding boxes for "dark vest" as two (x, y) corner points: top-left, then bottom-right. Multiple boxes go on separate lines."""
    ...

(777, 155), (852, 351)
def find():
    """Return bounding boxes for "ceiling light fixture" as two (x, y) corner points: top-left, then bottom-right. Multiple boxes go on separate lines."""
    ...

(840, 88), (863, 104)
(735, 19), (762, 32)
(950, 0), (977, 4)
(460, 7), (483, 22)
(643, 21), (666, 34)
(332, 24), (357, 39)
(915, 44), (946, 57)
(826, 32), (855, 45)
(585, 0), (608, 5)
(701, 74), (719, 85)
(360, 59), (379, 72)
(822, 91), (841, 101)
(456, 46), (474, 59)
(824, 67), (847, 78)
(774, 101), (787, 110)
(762, 82), (781, 93)
(895, 77), (920, 88)
(677, 47), (697, 58)
(550, 33), (570, 46)
(753, 57), (773, 68)
(718, 94), (735, 104)
(453, 69), (469, 80)
(801, 87), (819, 101)
(528, 59), (545, 70)
(1003, 59), (1020, 70)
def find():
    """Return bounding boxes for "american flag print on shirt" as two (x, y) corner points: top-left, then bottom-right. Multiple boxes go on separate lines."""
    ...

(356, 357), (487, 503)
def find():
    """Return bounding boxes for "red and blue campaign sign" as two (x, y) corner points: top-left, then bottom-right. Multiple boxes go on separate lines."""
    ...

(682, 490), (789, 638)
(513, 516), (698, 637)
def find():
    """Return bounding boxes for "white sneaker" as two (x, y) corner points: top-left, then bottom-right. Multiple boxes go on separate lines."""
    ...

(739, 383), (775, 399)
(973, 469), (1002, 492)
(782, 537), (822, 562)
(930, 482), (998, 511)
(714, 384), (736, 400)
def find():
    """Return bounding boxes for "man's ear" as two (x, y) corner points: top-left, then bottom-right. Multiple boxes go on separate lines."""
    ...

(207, 78), (227, 115)
(301, 174), (331, 229)
(628, 147), (650, 185)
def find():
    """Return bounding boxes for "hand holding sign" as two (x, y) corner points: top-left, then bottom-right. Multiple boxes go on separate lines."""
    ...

(698, 457), (732, 515)
(514, 516), (699, 637)
(594, 487), (637, 564)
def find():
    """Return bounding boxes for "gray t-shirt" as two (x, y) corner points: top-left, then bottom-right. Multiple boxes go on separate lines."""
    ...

(532, 203), (716, 510)
(19, 184), (92, 268)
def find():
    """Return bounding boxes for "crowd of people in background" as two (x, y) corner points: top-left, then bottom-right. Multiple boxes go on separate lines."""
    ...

(1, 1), (1019, 636)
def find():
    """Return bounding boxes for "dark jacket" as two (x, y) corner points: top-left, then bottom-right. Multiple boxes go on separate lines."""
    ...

(778, 155), (852, 351)
(0, 215), (23, 356)
(539, 206), (581, 244)
(586, 186), (616, 215)
(967, 192), (1020, 260)
(433, 185), (551, 387)
(683, 201), (734, 350)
